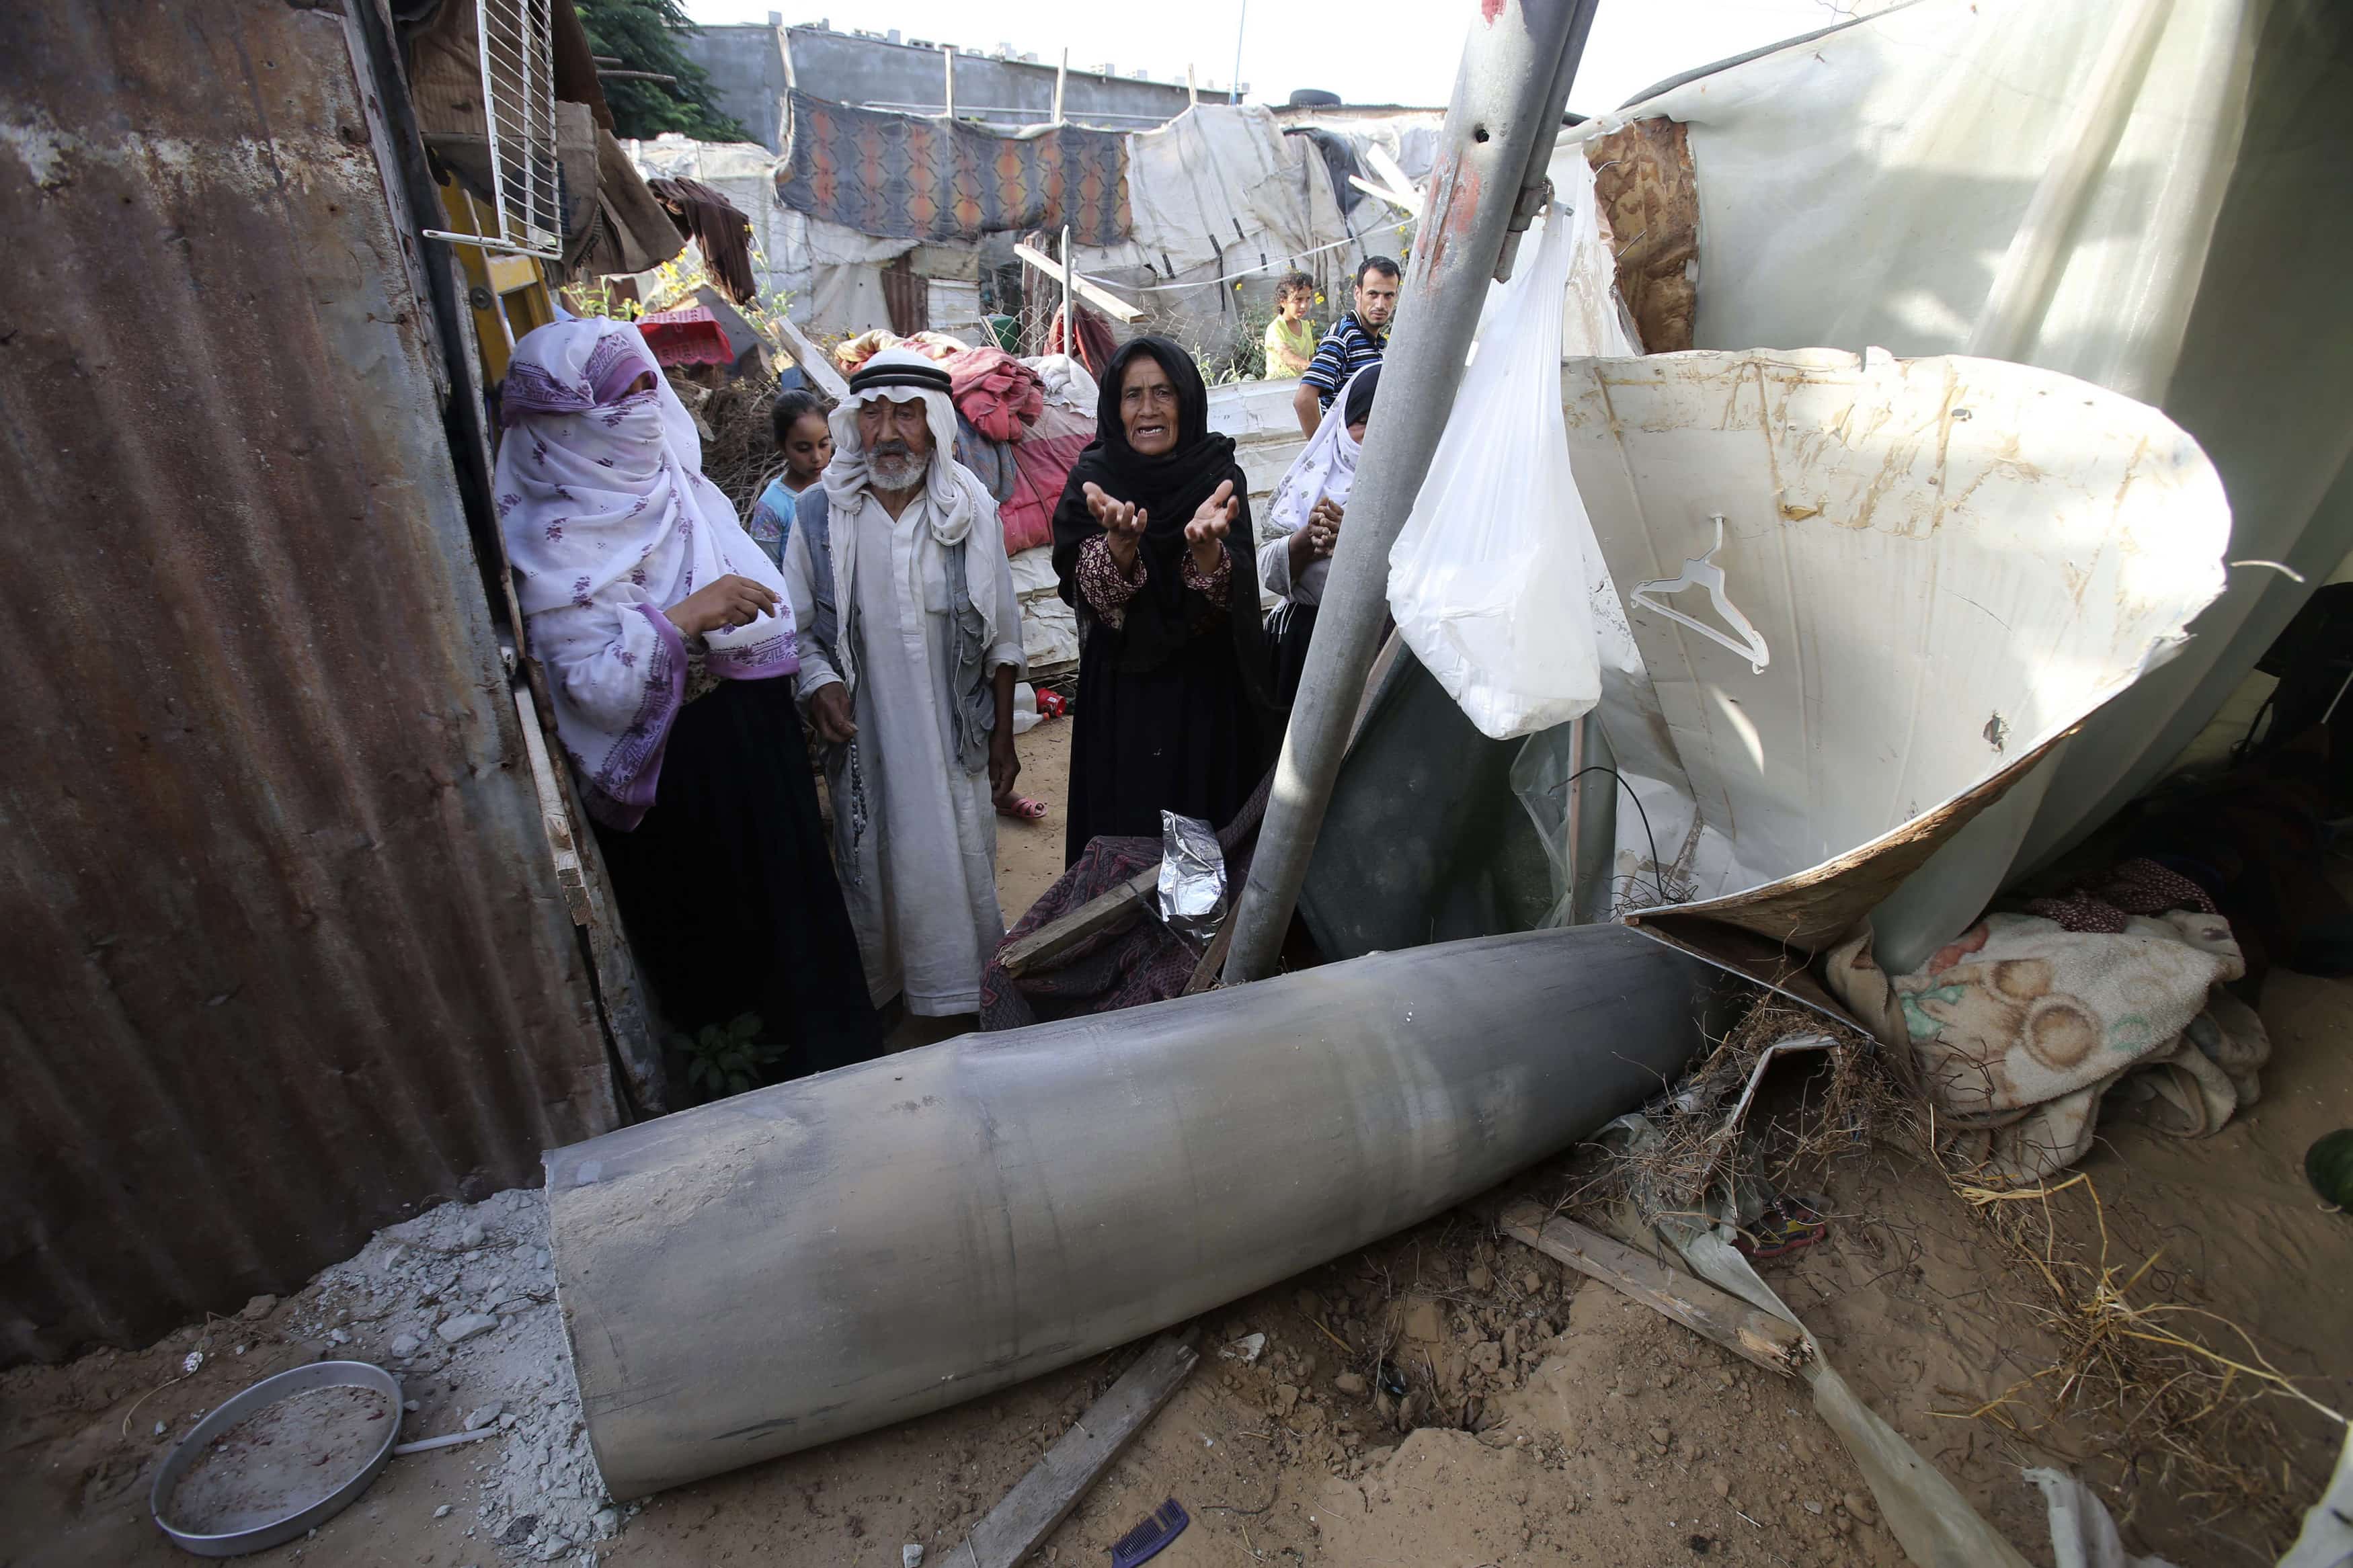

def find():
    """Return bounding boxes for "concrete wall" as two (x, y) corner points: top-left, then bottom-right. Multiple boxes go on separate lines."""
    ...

(689, 24), (794, 149)
(683, 23), (1207, 151)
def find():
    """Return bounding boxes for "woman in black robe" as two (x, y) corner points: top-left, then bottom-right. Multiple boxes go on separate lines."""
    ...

(1051, 338), (1281, 866)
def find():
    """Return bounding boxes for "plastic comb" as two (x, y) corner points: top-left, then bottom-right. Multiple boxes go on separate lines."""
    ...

(1109, 1497), (1190, 1568)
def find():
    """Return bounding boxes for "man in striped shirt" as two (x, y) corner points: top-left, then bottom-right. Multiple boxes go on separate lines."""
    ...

(1292, 256), (1401, 437)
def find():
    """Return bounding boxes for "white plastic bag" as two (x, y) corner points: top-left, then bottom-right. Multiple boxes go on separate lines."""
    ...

(1388, 204), (1601, 740)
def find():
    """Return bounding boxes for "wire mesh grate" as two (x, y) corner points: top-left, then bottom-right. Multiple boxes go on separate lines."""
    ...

(425, 0), (563, 259)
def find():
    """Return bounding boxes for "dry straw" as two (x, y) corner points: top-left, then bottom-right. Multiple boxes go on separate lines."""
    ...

(1570, 987), (2338, 1555)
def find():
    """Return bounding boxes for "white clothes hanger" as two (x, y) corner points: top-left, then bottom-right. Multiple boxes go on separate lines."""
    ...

(1628, 515), (1771, 673)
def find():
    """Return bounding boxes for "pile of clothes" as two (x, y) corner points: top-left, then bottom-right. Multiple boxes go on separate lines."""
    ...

(1828, 858), (2270, 1180)
(830, 330), (1097, 554)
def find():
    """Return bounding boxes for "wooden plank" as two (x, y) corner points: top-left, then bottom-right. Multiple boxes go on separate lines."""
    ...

(947, 1333), (1199, 1568)
(770, 311), (850, 402)
(996, 864), (1160, 978)
(1181, 903), (1237, 995)
(1349, 173), (1421, 216)
(1363, 144), (1421, 204)
(1499, 1204), (1811, 1378)
(511, 684), (588, 923)
(1012, 241), (1146, 324)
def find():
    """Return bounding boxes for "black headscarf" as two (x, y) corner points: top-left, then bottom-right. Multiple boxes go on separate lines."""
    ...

(1343, 360), (1383, 429)
(1053, 337), (1274, 694)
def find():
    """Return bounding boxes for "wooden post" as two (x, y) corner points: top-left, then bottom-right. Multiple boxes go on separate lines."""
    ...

(1052, 48), (1068, 124)
(943, 44), (955, 120)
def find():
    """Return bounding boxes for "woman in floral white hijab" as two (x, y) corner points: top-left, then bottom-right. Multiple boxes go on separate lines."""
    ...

(498, 318), (880, 1081)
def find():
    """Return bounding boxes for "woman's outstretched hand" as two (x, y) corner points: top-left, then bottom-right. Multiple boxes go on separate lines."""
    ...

(1083, 482), (1149, 573)
(1185, 480), (1238, 575)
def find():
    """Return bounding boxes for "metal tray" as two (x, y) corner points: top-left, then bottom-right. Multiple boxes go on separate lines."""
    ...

(149, 1359), (401, 1557)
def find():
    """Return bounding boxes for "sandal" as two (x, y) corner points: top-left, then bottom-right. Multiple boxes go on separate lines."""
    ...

(995, 794), (1049, 821)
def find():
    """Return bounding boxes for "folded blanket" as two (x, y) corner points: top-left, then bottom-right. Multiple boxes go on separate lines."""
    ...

(1828, 906), (2268, 1180)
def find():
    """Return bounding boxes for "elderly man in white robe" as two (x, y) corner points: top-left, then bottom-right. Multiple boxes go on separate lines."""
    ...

(781, 348), (1025, 1022)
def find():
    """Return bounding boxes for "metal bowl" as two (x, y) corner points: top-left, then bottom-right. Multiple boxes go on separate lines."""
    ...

(149, 1360), (402, 1557)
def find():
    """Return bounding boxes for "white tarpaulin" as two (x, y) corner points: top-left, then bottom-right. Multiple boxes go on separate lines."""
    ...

(1074, 105), (1401, 366)
(1570, 0), (2353, 967)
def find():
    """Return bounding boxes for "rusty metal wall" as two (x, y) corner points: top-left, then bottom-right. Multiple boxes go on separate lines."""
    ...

(0, 3), (620, 1365)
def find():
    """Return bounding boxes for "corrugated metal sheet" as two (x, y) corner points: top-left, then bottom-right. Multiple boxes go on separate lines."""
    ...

(0, 4), (619, 1365)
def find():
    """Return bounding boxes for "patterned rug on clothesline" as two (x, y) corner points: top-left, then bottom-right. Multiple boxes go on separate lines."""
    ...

(776, 91), (1130, 247)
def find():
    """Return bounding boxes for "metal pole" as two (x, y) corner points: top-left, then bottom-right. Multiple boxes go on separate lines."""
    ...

(1060, 224), (1074, 364)
(1223, 0), (1601, 985)
(1228, 0), (1247, 105)
(1053, 49), (1068, 125)
(943, 44), (955, 120)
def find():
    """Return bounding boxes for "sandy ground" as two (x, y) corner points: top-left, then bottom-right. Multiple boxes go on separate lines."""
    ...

(5, 751), (2347, 1566)
(995, 715), (1073, 934)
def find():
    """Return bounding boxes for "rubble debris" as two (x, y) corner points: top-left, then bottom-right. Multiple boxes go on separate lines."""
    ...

(298, 1190), (615, 1561)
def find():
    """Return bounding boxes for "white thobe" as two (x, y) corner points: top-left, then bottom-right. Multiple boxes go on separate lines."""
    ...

(789, 491), (1023, 1015)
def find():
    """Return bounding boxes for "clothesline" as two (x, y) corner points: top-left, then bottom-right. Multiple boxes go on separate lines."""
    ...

(1079, 220), (1414, 297)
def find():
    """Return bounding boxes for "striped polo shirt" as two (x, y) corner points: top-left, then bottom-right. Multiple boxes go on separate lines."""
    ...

(1300, 313), (1388, 410)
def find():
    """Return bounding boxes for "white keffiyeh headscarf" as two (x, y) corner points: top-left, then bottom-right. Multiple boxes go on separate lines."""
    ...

(823, 347), (1004, 648)
(497, 318), (795, 828)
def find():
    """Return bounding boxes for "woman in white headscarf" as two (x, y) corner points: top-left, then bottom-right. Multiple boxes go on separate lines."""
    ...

(497, 318), (881, 1082)
(1259, 362), (1380, 705)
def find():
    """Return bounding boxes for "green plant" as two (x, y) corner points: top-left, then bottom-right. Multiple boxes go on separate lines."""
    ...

(575, 0), (748, 142)
(672, 1012), (787, 1100)
(562, 280), (643, 321)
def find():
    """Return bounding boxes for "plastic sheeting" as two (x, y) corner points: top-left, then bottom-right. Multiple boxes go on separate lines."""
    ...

(1008, 544), (1080, 671)
(1074, 105), (1387, 367)
(1572, 0), (2353, 964)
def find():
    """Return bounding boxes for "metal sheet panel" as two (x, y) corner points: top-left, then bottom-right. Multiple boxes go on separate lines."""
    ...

(0, 3), (617, 1365)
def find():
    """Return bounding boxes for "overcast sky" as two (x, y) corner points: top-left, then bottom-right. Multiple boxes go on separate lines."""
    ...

(683, 0), (1848, 116)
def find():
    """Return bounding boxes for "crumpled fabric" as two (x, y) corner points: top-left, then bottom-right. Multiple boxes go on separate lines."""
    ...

(1028, 354), (1099, 414)
(954, 413), (1018, 509)
(1827, 909), (2269, 1180)
(1002, 401), (1095, 555)
(830, 329), (970, 376)
(2028, 856), (2219, 934)
(645, 176), (757, 307)
(943, 347), (1045, 444)
(1045, 301), (1117, 377)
